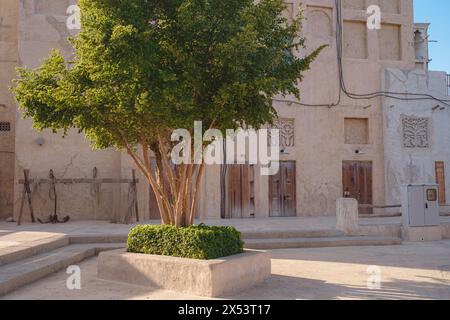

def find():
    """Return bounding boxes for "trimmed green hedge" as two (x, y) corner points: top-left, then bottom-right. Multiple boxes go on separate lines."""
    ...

(126, 224), (244, 260)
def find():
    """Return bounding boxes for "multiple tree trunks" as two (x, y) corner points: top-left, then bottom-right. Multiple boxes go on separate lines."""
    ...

(123, 136), (206, 227)
(18, 178), (138, 184)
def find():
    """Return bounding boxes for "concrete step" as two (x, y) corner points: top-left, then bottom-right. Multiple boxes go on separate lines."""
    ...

(69, 234), (128, 244)
(0, 243), (125, 296)
(244, 236), (402, 250)
(241, 229), (344, 240)
(0, 235), (69, 267)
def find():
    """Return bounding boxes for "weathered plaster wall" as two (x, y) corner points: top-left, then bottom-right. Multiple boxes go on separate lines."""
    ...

(266, 0), (414, 216)
(13, 0), (127, 221)
(0, 0), (19, 218)
(382, 68), (450, 213)
(199, 0), (415, 217)
(8, 0), (421, 220)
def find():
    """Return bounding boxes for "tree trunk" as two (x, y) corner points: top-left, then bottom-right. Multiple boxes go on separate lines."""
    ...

(124, 140), (203, 227)
(121, 128), (206, 227)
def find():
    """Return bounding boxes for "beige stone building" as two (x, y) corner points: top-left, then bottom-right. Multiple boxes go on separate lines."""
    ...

(0, 0), (448, 222)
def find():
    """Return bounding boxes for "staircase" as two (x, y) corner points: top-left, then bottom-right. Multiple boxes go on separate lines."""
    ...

(0, 229), (402, 296)
(0, 236), (124, 296)
(242, 229), (402, 250)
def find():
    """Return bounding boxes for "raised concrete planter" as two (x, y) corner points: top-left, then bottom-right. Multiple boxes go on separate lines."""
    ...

(97, 249), (271, 297)
(336, 198), (360, 235)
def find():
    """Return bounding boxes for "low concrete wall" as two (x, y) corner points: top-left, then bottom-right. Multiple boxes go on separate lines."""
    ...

(98, 249), (271, 297)
(442, 224), (450, 239)
(336, 198), (359, 235)
(358, 224), (402, 238)
(402, 226), (443, 242)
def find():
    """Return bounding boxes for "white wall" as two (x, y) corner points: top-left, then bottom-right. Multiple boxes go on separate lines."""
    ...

(383, 68), (450, 213)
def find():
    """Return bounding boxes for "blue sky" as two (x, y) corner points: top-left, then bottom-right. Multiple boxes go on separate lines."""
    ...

(414, 0), (450, 73)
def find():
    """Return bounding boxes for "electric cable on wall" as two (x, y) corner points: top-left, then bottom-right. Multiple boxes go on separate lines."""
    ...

(274, 0), (450, 108)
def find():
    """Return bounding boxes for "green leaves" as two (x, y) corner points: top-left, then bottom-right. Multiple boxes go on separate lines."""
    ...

(12, 0), (323, 149)
(14, 51), (76, 134)
(127, 224), (244, 260)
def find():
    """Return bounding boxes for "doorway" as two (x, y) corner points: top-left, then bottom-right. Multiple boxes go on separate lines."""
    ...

(342, 161), (373, 214)
(435, 161), (446, 205)
(225, 164), (255, 219)
(269, 161), (297, 217)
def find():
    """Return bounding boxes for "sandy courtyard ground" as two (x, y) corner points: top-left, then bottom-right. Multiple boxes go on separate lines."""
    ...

(2, 241), (450, 300)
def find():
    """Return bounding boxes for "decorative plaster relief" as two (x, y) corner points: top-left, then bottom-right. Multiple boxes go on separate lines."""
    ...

(402, 116), (430, 148)
(269, 118), (295, 147)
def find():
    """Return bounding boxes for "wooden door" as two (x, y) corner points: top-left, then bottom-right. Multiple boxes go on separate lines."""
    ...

(227, 164), (255, 218)
(228, 165), (243, 219)
(269, 168), (283, 217)
(342, 161), (373, 214)
(269, 161), (297, 217)
(435, 161), (446, 205)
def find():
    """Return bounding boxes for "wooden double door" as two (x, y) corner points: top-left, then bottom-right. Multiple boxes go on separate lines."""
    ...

(226, 164), (255, 219)
(342, 161), (373, 214)
(269, 161), (297, 217)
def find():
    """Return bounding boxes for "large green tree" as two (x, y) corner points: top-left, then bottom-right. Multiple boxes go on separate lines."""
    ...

(13, 0), (323, 226)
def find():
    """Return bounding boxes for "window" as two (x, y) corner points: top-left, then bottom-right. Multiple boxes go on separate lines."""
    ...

(35, 0), (70, 16)
(306, 7), (333, 38)
(282, 2), (294, 23)
(378, 23), (401, 61)
(344, 118), (369, 144)
(379, 0), (400, 14)
(343, 21), (368, 59)
(426, 189), (437, 202)
(343, 0), (365, 10)
(0, 122), (11, 132)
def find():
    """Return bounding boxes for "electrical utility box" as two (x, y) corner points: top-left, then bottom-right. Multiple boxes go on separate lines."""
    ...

(401, 184), (440, 227)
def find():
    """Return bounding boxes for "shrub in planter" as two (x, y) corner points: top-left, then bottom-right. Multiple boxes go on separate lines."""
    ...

(127, 224), (244, 260)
